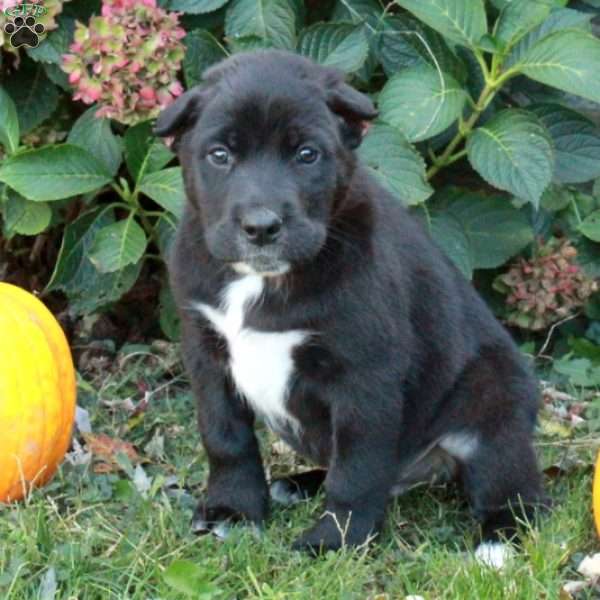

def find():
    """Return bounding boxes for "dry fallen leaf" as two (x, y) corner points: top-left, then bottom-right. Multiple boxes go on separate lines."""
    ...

(82, 433), (142, 473)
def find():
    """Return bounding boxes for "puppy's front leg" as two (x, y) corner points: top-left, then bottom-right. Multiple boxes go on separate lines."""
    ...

(183, 333), (268, 534)
(293, 399), (402, 552)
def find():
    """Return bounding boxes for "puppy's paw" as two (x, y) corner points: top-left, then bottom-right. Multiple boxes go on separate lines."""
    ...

(269, 479), (306, 506)
(474, 542), (514, 570)
(292, 524), (334, 555)
(191, 503), (236, 539)
(191, 502), (262, 540)
(292, 512), (377, 554)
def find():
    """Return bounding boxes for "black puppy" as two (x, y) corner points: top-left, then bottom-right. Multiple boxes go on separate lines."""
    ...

(155, 50), (545, 567)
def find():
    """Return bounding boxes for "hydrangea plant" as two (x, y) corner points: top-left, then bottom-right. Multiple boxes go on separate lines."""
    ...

(62, 0), (185, 124)
(495, 239), (598, 331)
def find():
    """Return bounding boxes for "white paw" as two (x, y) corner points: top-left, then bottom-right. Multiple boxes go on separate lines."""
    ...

(474, 542), (513, 570)
(191, 517), (231, 540)
(269, 480), (304, 506)
(192, 517), (263, 541)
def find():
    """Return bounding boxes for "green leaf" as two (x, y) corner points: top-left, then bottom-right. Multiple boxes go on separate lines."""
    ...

(47, 209), (108, 293)
(375, 15), (464, 80)
(159, 283), (181, 341)
(467, 109), (554, 207)
(68, 106), (123, 177)
(443, 193), (534, 269)
(46, 208), (142, 313)
(89, 217), (148, 273)
(494, 0), (552, 51)
(180, 6), (228, 32)
(429, 212), (473, 278)
(163, 560), (218, 598)
(476, 34), (500, 54)
(297, 23), (369, 73)
(579, 210), (600, 242)
(43, 62), (71, 91)
(124, 121), (174, 183)
(170, 0), (229, 13)
(4, 61), (58, 134)
(493, 0), (568, 7)
(62, 1), (103, 21)
(553, 356), (600, 387)
(506, 8), (593, 68)
(358, 123), (433, 205)
(513, 30), (600, 104)
(540, 184), (574, 212)
(0, 145), (112, 202)
(225, 0), (297, 50)
(0, 86), (19, 155)
(378, 64), (467, 142)
(27, 16), (75, 64)
(2, 190), (51, 236)
(576, 237), (600, 279)
(529, 104), (600, 184)
(139, 167), (185, 219)
(569, 337), (600, 363)
(394, 0), (487, 49)
(183, 30), (228, 89)
(226, 34), (275, 52)
(156, 212), (178, 258)
(331, 0), (382, 27)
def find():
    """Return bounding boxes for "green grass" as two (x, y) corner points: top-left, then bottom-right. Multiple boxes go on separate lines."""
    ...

(1, 353), (598, 599)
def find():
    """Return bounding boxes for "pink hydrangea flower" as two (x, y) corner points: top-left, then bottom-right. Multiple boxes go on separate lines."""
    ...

(496, 239), (598, 331)
(62, 0), (185, 125)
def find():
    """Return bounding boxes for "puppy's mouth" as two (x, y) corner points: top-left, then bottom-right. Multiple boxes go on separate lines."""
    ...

(231, 254), (291, 277)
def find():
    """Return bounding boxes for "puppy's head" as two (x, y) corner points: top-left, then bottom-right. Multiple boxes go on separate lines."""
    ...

(155, 50), (377, 277)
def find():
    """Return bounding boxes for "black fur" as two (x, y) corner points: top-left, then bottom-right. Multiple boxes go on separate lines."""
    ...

(156, 50), (545, 553)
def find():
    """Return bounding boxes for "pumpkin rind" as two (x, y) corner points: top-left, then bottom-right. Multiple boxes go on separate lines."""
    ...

(595, 451), (600, 538)
(0, 283), (76, 502)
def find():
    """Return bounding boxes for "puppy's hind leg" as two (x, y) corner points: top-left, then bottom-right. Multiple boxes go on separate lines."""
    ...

(270, 469), (327, 506)
(441, 349), (547, 569)
(462, 428), (547, 569)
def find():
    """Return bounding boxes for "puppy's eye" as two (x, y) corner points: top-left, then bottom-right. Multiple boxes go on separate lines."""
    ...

(297, 146), (320, 164)
(207, 147), (230, 166)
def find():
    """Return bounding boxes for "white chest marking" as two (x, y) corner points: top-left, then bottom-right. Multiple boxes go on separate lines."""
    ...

(193, 275), (307, 431)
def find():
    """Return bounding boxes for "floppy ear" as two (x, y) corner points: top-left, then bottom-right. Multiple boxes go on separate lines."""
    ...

(154, 87), (208, 139)
(326, 83), (378, 149)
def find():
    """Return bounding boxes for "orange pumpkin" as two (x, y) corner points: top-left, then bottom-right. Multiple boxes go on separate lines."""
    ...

(595, 451), (600, 537)
(0, 283), (76, 502)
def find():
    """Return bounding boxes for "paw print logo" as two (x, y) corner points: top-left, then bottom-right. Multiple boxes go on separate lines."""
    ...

(4, 15), (45, 48)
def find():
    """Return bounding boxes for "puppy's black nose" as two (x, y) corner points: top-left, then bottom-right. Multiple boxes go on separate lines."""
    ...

(241, 208), (282, 245)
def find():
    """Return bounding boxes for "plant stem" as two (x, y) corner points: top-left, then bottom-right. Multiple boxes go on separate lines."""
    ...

(473, 48), (491, 83)
(426, 70), (502, 180)
(111, 182), (131, 204)
(571, 196), (583, 226)
(130, 186), (159, 245)
(445, 148), (468, 167)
